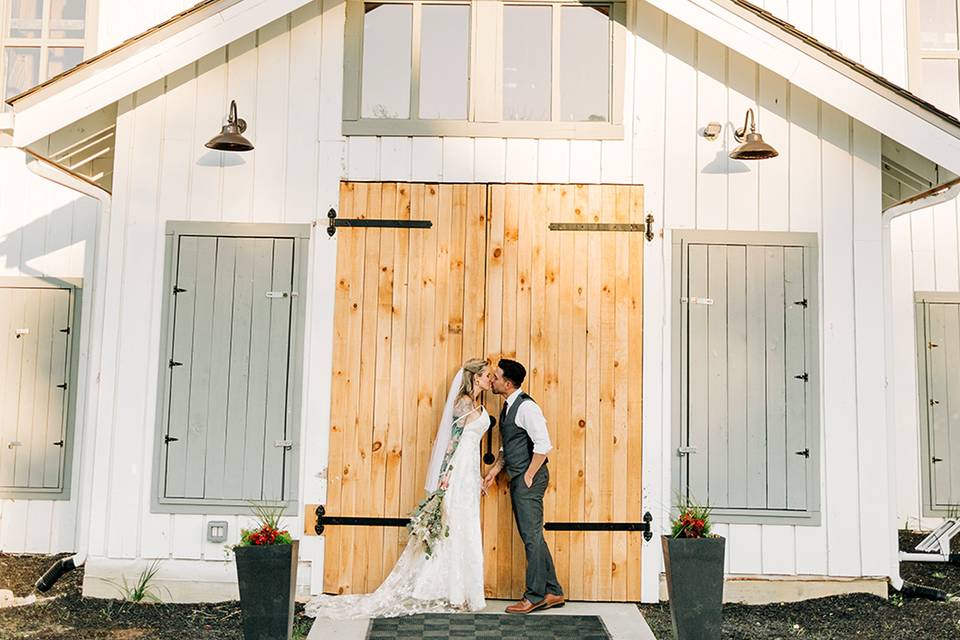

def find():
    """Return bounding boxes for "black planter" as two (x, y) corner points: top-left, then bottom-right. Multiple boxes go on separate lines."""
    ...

(235, 540), (299, 640)
(662, 535), (725, 640)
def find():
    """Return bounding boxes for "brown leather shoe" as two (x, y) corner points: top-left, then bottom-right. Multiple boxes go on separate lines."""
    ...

(505, 598), (549, 614)
(541, 593), (565, 610)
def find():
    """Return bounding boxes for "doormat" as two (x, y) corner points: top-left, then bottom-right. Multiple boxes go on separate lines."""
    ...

(365, 613), (611, 639)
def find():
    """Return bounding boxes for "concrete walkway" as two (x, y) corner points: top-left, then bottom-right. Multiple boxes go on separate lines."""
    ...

(307, 600), (657, 639)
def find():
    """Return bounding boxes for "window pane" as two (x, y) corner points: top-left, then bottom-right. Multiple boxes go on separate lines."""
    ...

(503, 5), (551, 121)
(921, 58), (960, 117)
(419, 5), (470, 120)
(560, 5), (610, 122)
(47, 47), (83, 77)
(49, 0), (87, 39)
(4, 47), (40, 100)
(919, 0), (959, 50)
(361, 3), (412, 119)
(7, 0), (43, 38)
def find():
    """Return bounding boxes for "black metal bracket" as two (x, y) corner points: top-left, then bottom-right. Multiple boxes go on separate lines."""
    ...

(314, 505), (410, 535)
(326, 208), (433, 238)
(314, 504), (654, 541)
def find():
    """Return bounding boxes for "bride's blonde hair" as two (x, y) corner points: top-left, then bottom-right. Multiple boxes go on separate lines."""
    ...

(458, 358), (488, 399)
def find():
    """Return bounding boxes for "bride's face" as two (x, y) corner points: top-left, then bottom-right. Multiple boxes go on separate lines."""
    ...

(474, 367), (493, 393)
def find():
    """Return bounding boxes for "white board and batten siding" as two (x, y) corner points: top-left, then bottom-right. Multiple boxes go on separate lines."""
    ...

(891, 203), (960, 530)
(81, 2), (341, 599)
(0, 147), (99, 556)
(749, 0), (908, 87)
(341, 4), (892, 590)
(73, 0), (894, 601)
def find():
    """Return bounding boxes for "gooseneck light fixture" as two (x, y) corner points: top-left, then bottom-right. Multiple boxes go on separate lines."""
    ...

(729, 108), (778, 160)
(205, 100), (254, 152)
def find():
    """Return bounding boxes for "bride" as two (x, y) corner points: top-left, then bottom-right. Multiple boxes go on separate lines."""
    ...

(306, 358), (492, 619)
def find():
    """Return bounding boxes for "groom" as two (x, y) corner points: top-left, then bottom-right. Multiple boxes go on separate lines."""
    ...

(483, 359), (565, 613)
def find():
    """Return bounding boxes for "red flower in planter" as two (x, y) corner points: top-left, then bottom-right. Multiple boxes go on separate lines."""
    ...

(670, 498), (713, 539)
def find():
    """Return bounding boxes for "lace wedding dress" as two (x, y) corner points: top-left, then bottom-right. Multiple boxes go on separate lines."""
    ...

(306, 397), (490, 619)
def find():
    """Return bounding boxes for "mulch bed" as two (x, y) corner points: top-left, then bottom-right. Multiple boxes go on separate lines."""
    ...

(0, 553), (314, 639)
(6, 530), (960, 639)
(639, 529), (960, 639)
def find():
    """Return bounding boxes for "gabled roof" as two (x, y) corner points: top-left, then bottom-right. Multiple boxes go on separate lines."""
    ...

(6, 0), (313, 146)
(6, 0), (960, 180)
(648, 0), (960, 175)
(729, 0), (960, 137)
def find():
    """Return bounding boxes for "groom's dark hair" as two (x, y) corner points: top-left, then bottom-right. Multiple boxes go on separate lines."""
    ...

(498, 359), (526, 388)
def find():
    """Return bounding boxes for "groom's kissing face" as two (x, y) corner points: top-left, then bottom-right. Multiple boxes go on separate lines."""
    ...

(491, 368), (503, 395)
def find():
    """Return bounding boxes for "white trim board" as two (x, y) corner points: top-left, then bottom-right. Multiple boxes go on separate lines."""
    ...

(644, 0), (960, 175)
(8, 0), (314, 146)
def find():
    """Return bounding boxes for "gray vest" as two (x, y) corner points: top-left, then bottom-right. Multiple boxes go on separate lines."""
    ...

(499, 392), (545, 479)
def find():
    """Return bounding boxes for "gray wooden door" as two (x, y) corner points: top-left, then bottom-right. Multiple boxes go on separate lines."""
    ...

(161, 235), (296, 503)
(918, 298), (960, 511)
(0, 285), (72, 492)
(678, 238), (816, 519)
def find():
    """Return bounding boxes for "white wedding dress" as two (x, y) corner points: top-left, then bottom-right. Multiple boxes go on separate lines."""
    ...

(306, 397), (490, 620)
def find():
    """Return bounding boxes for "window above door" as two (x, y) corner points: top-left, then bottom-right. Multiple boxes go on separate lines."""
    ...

(342, 0), (627, 138)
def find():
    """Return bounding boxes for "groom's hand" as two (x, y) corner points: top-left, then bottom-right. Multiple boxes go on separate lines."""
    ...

(523, 471), (534, 488)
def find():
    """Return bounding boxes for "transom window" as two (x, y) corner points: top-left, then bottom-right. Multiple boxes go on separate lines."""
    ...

(908, 0), (960, 116)
(343, 0), (626, 138)
(1, 0), (94, 106)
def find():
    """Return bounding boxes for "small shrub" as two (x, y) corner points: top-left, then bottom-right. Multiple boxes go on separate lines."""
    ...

(109, 560), (168, 605)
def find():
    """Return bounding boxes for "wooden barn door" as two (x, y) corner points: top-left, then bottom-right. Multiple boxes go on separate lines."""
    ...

(481, 184), (645, 602)
(320, 182), (644, 602)
(322, 182), (488, 595)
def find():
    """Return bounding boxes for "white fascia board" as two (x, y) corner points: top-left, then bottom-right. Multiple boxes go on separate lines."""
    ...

(647, 0), (960, 176)
(12, 0), (313, 147)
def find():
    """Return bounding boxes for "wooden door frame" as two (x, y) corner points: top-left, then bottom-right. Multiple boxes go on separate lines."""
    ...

(311, 181), (652, 600)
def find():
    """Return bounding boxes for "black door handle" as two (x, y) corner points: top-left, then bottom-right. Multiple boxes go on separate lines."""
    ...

(483, 415), (496, 464)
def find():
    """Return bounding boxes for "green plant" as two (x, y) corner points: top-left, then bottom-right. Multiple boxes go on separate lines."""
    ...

(671, 494), (713, 539)
(236, 501), (293, 548)
(109, 560), (169, 604)
(292, 618), (313, 640)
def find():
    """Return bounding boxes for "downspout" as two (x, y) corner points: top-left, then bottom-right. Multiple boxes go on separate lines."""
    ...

(19, 148), (112, 591)
(881, 180), (960, 594)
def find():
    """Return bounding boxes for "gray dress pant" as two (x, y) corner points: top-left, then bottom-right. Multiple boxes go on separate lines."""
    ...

(509, 465), (563, 603)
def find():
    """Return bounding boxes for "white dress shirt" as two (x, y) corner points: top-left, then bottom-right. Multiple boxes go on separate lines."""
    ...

(501, 388), (553, 456)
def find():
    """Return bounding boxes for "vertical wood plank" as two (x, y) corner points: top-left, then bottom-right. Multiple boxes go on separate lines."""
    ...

(765, 247), (788, 510)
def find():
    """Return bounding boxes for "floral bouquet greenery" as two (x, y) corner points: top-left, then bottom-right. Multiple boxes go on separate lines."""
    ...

(671, 496), (713, 539)
(236, 502), (293, 548)
(408, 488), (449, 557)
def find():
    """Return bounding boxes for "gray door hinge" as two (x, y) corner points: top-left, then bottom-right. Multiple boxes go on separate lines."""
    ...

(680, 297), (713, 305)
(274, 440), (293, 450)
(677, 446), (697, 456)
(265, 291), (290, 299)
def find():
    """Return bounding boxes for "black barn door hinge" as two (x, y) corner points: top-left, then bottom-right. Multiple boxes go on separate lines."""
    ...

(164, 435), (179, 445)
(325, 208), (433, 238)
(313, 505), (654, 542)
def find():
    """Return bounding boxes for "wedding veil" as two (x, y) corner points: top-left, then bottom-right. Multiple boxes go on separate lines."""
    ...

(424, 369), (464, 493)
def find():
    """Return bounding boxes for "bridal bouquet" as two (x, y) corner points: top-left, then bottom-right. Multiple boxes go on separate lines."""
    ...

(408, 488), (449, 557)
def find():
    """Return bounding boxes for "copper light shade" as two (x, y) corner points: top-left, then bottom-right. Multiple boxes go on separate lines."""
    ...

(729, 108), (778, 160)
(206, 100), (254, 152)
